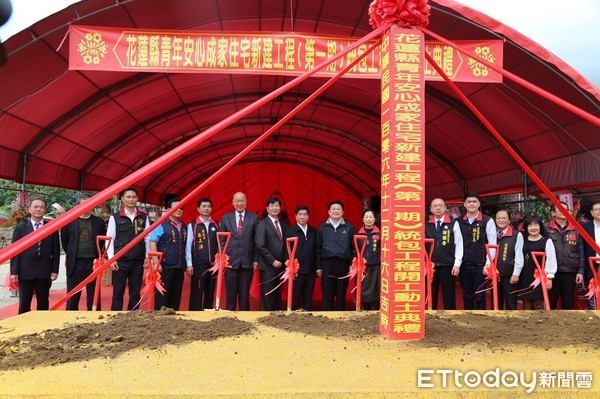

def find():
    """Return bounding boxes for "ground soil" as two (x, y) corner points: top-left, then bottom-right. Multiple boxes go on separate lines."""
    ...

(1, 309), (599, 371)
(0, 308), (254, 371)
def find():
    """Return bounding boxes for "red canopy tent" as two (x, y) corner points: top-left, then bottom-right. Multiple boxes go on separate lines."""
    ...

(0, 0), (599, 223)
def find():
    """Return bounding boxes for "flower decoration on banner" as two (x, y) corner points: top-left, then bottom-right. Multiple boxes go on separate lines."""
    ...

(368, 0), (430, 29)
(468, 46), (495, 78)
(77, 32), (107, 65)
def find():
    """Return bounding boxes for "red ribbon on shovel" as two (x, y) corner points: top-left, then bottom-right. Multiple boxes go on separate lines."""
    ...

(349, 235), (367, 310)
(92, 235), (111, 311)
(213, 232), (231, 310)
(284, 237), (299, 311)
(586, 256), (600, 310)
(423, 238), (435, 310)
(484, 244), (500, 310)
(530, 251), (551, 310)
(141, 251), (164, 311)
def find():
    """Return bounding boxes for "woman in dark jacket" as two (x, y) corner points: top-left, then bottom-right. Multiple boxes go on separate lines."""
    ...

(356, 209), (381, 310)
(518, 216), (557, 310)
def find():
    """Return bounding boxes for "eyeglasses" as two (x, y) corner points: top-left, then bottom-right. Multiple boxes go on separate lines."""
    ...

(592, 208), (600, 212)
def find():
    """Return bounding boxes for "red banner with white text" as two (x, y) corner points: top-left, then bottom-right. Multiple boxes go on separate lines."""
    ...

(379, 26), (426, 340)
(69, 25), (503, 82)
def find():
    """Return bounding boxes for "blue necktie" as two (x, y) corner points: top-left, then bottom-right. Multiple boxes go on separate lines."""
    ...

(436, 220), (441, 233)
(35, 222), (42, 256)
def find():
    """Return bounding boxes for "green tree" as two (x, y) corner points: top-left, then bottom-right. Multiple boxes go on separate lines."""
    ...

(0, 179), (81, 219)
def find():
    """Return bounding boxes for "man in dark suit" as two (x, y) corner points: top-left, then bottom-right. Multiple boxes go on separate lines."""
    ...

(581, 200), (600, 309)
(10, 197), (60, 314)
(219, 192), (258, 311)
(255, 197), (288, 311)
(61, 195), (106, 311)
(286, 205), (317, 311)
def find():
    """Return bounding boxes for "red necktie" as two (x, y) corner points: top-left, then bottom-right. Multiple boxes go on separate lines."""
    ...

(274, 220), (282, 241)
(237, 214), (243, 235)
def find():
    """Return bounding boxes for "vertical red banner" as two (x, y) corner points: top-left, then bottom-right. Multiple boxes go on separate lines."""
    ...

(379, 26), (425, 340)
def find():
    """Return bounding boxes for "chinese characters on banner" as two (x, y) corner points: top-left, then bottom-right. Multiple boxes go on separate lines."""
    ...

(379, 26), (425, 340)
(69, 25), (503, 83)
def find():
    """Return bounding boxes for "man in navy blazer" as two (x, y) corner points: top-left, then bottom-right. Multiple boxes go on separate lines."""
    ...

(61, 195), (106, 311)
(255, 197), (288, 311)
(219, 192), (258, 310)
(10, 197), (60, 314)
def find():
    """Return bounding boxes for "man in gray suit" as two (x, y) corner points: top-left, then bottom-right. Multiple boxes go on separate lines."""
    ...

(220, 192), (258, 310)
(256, 197), (288, 311)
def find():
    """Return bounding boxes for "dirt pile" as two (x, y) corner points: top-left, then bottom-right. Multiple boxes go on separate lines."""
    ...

(0, 308), (254, 371)
(422, 311), (600, 350)
(258, 311), (380, 338)
(2, 310), (599, 371)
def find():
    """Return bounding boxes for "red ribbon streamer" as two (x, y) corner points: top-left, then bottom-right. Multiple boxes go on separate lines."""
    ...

(141, 267), (165, 299)
(282, 259), (300, 282)
(265, 258), (300, 297)
(209, 253), (230, 275)
(368, 0), (430, 29)
(585, 278), (600, 300)
(427, 262), (435, 278)
(345, 257), (367, 281)
(3, 271), (18, 291)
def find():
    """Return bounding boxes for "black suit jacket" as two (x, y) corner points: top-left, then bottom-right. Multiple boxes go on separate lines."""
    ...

(285, 224), (317, 274)
(10, 219), (60, 280)
(61, 215), (107, 277)
(255, 217), (287, 271)
(581, 221), (599, 282)
(220, 210), (258, 269)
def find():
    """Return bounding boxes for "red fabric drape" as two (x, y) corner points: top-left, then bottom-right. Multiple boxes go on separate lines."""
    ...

(181, 162), (365, 226)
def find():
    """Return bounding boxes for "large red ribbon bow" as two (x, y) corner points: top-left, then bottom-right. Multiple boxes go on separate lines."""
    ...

(586, 278), (599, 299)
(209, 252), (230, 275)
(282, 258), (300, 282)
(141, 267), (165, 300)
(345, 257), (367, 281)
(368, 0), (430, 29)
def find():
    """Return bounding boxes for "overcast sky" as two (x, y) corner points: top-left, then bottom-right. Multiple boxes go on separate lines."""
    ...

(1, 0), (598, 87)
(454, 0), (599, 87)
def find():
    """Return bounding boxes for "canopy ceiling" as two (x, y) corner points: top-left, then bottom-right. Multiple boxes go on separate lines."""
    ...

(0, 0), (599, 207)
